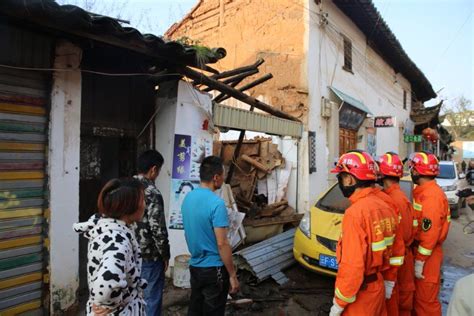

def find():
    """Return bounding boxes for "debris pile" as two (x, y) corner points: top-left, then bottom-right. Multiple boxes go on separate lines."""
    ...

(214, 137), (302, 235)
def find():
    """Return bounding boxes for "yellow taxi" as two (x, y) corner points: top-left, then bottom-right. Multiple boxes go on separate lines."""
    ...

(293, 179), (413, 276)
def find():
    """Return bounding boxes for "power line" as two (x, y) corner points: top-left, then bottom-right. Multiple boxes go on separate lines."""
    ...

(434, 9), (473, 72)
(0, 63), (183, 78)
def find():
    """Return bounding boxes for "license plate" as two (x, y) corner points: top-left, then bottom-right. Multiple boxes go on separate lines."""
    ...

(319, 254), (338, 270)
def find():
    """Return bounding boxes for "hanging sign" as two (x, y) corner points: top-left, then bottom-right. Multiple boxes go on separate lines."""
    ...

(172, 134), (191, 179)
(404, 134), (422, 143)
(374, 116), (396, 128)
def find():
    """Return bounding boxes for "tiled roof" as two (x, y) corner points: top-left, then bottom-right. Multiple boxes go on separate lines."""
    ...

(0, 0), (226, 67)
(333, 0), (436, 101)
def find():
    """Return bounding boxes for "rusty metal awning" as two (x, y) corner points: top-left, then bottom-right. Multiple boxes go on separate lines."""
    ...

(213, 103), (303, 138)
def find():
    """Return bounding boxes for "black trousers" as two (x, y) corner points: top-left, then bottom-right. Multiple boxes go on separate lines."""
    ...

(187, 265), (230, 316)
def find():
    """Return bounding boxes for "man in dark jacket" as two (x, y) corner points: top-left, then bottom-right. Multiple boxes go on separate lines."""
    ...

(133, 150), (170, 316)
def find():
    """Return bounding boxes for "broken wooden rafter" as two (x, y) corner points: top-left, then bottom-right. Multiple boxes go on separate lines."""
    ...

(215, 73), (273, 103)
(241, 154), (272, 174)
(179, 66), (299, 122)
(243, 214), (304, 227)
(202, 68), (259, 92)
(211, 58), (264, 80)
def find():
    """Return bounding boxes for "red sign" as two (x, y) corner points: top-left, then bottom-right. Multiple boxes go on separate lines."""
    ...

(374, 116), (395, 128)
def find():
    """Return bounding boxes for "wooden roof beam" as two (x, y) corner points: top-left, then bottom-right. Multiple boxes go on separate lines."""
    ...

(179, 66), (300, 122)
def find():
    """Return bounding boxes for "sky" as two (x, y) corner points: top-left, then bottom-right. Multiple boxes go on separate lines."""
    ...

(62, 0), (473, 109)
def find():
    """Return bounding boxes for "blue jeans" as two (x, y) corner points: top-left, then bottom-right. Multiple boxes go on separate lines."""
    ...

(141, 260), (165, 316)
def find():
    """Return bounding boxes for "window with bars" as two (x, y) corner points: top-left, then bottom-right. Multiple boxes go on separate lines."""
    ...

(343, 35), (353, 73)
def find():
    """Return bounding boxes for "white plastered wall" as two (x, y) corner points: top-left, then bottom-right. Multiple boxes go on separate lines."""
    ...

(304, 0), (415, 203)
(48, 41), (82, 312)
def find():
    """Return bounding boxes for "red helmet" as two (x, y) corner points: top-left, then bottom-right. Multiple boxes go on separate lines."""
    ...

(378, 152), (403, 178)
(408, 152), (439, 176)
(331, 150), (377, 181)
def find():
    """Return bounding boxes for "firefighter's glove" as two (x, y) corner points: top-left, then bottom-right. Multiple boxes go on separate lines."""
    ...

(384, 280), (395, 299)
(329, 298), (344, 316)
(415, 260), (425, 279)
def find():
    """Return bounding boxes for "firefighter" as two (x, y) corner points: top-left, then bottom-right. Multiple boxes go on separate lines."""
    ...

(329, 150), (399, 316)
(372, 181), (405, 316)
(408, 152), (450, 316)
(378, 152), (417, 316)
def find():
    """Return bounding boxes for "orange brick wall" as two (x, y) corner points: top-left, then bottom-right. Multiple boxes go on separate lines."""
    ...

(167, 0), (308, 122)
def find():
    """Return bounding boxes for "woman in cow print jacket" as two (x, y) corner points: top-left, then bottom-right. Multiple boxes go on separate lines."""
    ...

(74, 178), (147, 315)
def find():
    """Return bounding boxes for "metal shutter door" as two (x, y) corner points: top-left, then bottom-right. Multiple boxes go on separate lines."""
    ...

(0, 68), (49, 315)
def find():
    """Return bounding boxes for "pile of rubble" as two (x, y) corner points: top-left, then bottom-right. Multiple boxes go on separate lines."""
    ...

(214, 137), (302, 241)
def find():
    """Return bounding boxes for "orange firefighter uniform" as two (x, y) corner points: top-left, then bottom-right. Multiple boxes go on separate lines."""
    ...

(412, 180), (450, 316)
(374, 188), (406, 316)
(334, 187), (399, 316)
(385, 183), (417, 316)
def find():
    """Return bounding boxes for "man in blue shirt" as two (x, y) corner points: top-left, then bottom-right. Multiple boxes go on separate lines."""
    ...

(182, 156), (240, 316)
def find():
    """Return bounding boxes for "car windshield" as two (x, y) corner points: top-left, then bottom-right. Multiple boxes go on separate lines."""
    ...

(316, 180), (413, 214)
(437, 164), (456, 179)
(316, 184), (351, 214)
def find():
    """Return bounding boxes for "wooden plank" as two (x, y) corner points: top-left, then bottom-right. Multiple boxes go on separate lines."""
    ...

(0, 218), (42, 230)
(0, 236), (42, 250)
(0, 226), (42, 240)
(0, 188), (44, 200)
(0, 253), (42, 271)
(0, 162), (44, 170)
(17, 307), (43, 316)
(0, 281), (42, 300)
(0, 245), (43, 260)
(0, 103), (45, 115)
(0, 198), (43, 210)
(0, 94), (46, 107)
(0, 122), (45, 134)
(0, 113), (46, 124)
(0, 293), (42, 313)
(0, 153), (44, 161)
(0, 264), (42, 281)
(0, 171), (44, 180)
(0, 299), (41, 316)
(244, 214), (304, 227)
(0, 133), (46, 143)
(0, 208), (43, 220)
(179, 66), (300, 122)
(0, 180), (43, 190)
(0, 83), (45, 99)
(0, 143), (45, 152)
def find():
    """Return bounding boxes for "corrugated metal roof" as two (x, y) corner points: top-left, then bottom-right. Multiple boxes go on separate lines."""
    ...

(235, 228), (296, 285)
(0, 0), (226, 67)
(213, 104), (303, 138)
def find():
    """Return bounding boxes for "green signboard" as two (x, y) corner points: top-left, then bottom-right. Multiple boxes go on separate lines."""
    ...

(404, 134), (422, 143)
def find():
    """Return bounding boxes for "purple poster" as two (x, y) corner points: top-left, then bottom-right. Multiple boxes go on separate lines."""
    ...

(172, 134), (191, 179)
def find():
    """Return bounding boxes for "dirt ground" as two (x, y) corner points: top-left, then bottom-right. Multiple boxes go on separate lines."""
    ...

(162, 265), (334, 316)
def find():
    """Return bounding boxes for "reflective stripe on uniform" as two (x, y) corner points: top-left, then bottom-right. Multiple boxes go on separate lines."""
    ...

(372, 239), (387, 251)
(335, 287), (356, 303)
(413, 219), (419, 227)
(447, 215), (451, 222)
(413, 201), (422, 211)
(384, 235), (395, 246)
(389, 256), (405, 266)
(398, 215), (402, 223)
(418, 245), (432, 256)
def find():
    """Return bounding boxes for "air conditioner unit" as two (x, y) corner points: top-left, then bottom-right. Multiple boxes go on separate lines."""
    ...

(321, 97), (336, 119)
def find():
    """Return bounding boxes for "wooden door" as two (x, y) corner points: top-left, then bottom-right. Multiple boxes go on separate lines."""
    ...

(339, 128), (357, 155)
